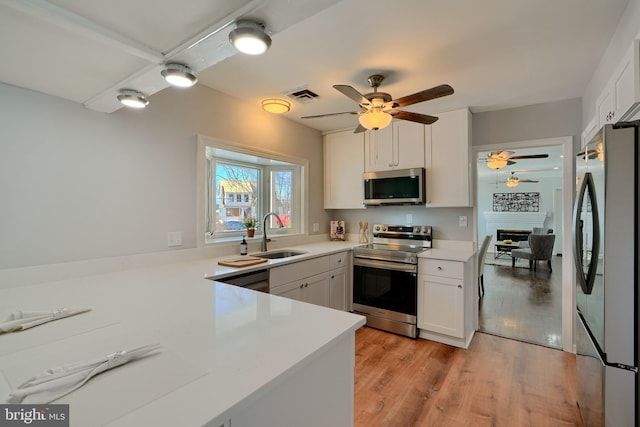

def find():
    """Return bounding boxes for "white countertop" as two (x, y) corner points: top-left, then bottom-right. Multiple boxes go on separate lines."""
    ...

(0, 240), (365, 426)
(419, 248), (476, 262)
(205, 240), (358, 280)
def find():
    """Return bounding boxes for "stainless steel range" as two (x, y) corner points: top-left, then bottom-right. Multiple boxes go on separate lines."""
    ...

(352, 224), (432, 338)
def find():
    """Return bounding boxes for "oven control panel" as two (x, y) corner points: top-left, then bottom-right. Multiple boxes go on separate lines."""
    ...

(371, 224), (432, 245)
(372, 224), (432, 236)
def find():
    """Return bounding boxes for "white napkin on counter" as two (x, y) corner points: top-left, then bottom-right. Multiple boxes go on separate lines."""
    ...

(0, 308), (92, 334)
(8, 344), (162, 404)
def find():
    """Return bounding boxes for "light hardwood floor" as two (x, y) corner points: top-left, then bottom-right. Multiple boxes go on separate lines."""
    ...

(354, 326), (584, 427)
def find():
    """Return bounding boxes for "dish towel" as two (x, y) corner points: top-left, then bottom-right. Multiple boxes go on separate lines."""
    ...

(0, 308), (92, 334)
(8, 344), (162, 404)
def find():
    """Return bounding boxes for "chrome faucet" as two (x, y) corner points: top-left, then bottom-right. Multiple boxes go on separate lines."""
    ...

(262, 212), (284, 252)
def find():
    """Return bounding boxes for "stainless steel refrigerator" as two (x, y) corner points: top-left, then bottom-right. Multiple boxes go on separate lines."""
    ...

(573, 121), (639, 426)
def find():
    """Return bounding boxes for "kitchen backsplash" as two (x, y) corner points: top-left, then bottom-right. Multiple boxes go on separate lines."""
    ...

(327, 206), (474, 242)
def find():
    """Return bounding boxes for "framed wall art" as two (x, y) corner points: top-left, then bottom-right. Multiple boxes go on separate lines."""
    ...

(492, 192), (540, 212)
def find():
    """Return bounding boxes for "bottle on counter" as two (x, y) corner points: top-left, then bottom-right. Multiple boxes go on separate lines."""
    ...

(240, 236), (248, 255)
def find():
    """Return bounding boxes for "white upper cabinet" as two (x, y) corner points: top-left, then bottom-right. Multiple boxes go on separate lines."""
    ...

(596, 87), (614, 127)
(364, 120), (425, 172)
(324, 129), (365, 209)
(613, 39), (640, 122)
(581, 116), (598, 148)
(596, 39), (640, 128)
(425, 108), (472, 207)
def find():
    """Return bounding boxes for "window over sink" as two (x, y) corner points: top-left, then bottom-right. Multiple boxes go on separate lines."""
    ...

(197, 135), (305, 245)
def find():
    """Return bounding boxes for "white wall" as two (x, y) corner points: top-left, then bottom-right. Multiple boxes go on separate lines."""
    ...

(326, 205), (474, 242)
(477, 175), (562, 248)
(0, 83), (328, 269)
(582, 0), (640, 125)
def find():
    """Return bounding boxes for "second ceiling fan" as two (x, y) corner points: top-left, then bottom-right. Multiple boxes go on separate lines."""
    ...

(483, 150), (549, 169)
(302, 74), (454, 133)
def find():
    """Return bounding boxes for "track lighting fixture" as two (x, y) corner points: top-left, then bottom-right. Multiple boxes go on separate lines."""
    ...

(161, 62), (198, 87)
(229, 20), (271, 55)
(116, 89), (149, 108)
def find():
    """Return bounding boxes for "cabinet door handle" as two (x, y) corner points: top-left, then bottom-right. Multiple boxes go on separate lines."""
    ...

(457, 284), (463, 288)
(437, 266), (443, 270)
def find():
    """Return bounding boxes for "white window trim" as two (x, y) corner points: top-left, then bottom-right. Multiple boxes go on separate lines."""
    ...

(196, 134), (308, 248)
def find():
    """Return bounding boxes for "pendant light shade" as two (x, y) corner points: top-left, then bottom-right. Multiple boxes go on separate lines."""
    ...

(161, 63), (197, 87)
(229, 20), (271, 55)
(117, 89), (149, 108)
(358, 110), (392, 131)
(262, 99), (291, 113)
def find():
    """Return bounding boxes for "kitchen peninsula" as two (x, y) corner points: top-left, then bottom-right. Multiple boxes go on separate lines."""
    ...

(0, 244), (365, 427)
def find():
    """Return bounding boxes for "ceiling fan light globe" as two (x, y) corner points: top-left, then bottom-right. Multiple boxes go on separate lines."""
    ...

(506, 177), (519, 188)
(486, 158), (508, 169)
(359, 111), (392, 130)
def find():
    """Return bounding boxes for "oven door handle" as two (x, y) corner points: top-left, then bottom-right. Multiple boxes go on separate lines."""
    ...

(354, 258), (417, 273)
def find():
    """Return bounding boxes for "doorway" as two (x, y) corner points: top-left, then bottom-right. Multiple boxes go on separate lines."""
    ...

(473, 137), (575, 352)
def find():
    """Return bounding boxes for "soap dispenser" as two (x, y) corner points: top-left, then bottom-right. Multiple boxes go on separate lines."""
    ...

(240, 236), (248, 255)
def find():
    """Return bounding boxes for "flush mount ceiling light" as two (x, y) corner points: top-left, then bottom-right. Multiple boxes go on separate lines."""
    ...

(229, 20), (271, 55)
(358, 109), (392, 131)
(161, 62), (197, 87)
(116, 89), (149, 109)
(262, 98), (291, 114)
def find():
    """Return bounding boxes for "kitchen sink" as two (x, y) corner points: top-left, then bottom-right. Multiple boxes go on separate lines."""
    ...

(252, 250), (308, 259)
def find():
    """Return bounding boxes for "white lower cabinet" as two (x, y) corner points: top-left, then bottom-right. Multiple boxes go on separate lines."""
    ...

(271, 271), (330, 306)
(270, 251), (350, 310)
(418, 274), (464, 338)
(417, 257), (474, 348)
(216, 332), (356, 427)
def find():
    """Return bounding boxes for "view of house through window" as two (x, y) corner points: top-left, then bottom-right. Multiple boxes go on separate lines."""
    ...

(203, 142), (303, 241)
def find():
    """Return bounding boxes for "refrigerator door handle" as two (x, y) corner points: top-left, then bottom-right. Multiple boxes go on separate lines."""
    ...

(572, 172), (601, 295)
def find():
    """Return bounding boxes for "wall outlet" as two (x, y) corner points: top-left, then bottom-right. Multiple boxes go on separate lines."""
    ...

(312, 223), (320, 232)
(458, 216), (468, 227)
(167, 231), (182, 247)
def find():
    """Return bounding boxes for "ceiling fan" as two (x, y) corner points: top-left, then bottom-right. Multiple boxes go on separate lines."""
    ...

(483, 150), (549, 169)
(577, 142), (604, 161)
(301, 74), (454, 133)
(498, 171), (539, 188)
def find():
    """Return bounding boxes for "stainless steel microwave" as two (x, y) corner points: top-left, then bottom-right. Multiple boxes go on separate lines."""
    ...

(363, 168), (425, 206)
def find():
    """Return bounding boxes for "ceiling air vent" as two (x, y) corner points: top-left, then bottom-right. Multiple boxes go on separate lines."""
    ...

(286, 86), (319, 104)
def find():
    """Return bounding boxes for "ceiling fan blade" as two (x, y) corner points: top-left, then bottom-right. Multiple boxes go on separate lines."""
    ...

(389, 84), (454, 108)
(577, 148), (599, 159)
(509, 154), (549, 160)
(333, 85), (370, 106)
(353, 124), (367, 134)
(390, 110), (439, 125)
(301, 111), (359, 119)
(519, 179), (540, 183)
